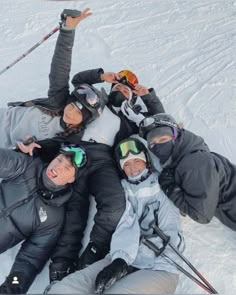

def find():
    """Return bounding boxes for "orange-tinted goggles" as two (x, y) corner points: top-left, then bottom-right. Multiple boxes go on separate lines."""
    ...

(118, 70), (138, 89)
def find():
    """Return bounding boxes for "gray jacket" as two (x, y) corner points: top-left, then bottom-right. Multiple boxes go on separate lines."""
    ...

(110, 172), (184, 275)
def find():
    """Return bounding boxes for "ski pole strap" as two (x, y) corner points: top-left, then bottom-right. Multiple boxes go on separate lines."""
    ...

(150, 223), (218, 294)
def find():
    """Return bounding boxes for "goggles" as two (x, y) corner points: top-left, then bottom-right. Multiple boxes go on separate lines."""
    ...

(118, 70), (138, 89)
(139, 116), (179, 139)
(117, 139), (144, 159)
(75, 84), (100, 109)
(60, 146), (87, 169)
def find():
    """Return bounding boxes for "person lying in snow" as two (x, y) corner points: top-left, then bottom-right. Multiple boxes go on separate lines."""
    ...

(45, 137), (183, 294)
(0, 145), (87, 294)
(16, 67), (165, 283)
(139, 112), (236, 231)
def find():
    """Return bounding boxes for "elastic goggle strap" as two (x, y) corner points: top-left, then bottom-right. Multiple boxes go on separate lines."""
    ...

(118, 70), (138, 89)
(118, 140), (142, 159)
(60, 146), (87, 169)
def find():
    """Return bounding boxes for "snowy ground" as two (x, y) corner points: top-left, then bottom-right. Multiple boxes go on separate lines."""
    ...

(0, 0), (236, 294)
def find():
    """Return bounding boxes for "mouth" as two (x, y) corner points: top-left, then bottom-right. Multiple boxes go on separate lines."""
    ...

(47, 169), (58, 179)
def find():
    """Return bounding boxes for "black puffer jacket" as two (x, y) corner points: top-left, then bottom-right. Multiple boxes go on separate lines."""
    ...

(31, 137), (126, 262)
(159, 129), (236, 230)
(0, 149), (72, 293)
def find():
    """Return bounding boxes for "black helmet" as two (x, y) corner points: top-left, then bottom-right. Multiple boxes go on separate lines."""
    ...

(71, 84), (107, 124)
(114, 137), (151, 179)
(139, 113), (179, 139)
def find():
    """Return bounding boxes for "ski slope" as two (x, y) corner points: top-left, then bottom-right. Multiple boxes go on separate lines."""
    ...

(0, 0), (235, 293)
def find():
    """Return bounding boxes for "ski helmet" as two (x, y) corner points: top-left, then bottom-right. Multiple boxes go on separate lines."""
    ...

(115, 137), (151, 179)
(71, 84), (107, 124)
(139, 113), (179, 140)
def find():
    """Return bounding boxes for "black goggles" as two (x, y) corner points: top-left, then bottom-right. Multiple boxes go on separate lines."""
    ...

(60, 146), (87, 169)
(139, 117), (178, 139)
(117, 139), (144, 159)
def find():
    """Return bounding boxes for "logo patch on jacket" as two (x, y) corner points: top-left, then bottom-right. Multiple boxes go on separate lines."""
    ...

(39, 207), (47, 222)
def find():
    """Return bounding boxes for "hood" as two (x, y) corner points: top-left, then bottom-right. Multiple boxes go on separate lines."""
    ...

(169, 129), (210, 168)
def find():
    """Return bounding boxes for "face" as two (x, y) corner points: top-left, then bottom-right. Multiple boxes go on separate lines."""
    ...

(123, 158), (146, 177)
(112, 83), (131, 99)
(46, 154), (76, 186)
(149, 134), (173, 147)
(63, 103), (83, 126)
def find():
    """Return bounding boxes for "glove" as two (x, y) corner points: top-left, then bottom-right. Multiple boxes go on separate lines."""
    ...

(121, 101), (145, 126)
(0, 272), (25, 294)
(95, 258), (129, 294)
(61, 9), (81, 21)
(77, 241), (107, 270)
(159, 169), (177, 196)
(49, 260), (77, 283)
(159, 169), (182, 198)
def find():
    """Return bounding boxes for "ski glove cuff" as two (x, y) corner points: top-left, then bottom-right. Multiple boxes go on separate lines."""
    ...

(49, 260), (77, 283)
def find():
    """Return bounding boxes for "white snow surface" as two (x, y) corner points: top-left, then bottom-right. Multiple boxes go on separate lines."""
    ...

(0, 0), (236, 294)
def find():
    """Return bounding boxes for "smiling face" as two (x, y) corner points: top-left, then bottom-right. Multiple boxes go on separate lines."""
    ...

(111, 83), (132, 100)
(122, 158), (146, 177)
(63, 103), (83, 126)
(46, 154), (76, 186)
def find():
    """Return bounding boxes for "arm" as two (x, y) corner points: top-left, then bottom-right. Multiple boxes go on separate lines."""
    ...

(110, 199), (140, 264)
(161, 152), (220, 224)
(71, 68), (104, 87)
(0, 149), (30, 180)
(50, 176), (90, 264)
(140, 88), (165, 115)
(48, 9), (91, 106)
(2, 209), (64, 294)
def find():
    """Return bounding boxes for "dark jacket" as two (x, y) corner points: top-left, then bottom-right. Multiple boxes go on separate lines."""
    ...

(31, 137), (126, 262)
(0, 149), (72, 293)
(159, 129), (236, 230)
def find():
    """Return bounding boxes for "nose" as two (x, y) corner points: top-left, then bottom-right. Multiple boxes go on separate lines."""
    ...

(130, 165), (139, 176)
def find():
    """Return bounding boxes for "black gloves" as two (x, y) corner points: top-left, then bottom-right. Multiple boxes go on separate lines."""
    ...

(77, 241), (108, 270)
(0, 272), (25, 294)
(49, 260), (77, 283)
(95, 258), (129, 294)
(159, 169), (177, 195)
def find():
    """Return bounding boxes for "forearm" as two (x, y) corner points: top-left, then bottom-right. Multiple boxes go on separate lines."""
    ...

(141, 88), (165, 114)
(71, 68), (104, 87)
(48, 28), (75, 98)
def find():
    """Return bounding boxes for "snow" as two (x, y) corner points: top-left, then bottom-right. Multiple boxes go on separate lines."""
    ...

(0, 0), (236, 293)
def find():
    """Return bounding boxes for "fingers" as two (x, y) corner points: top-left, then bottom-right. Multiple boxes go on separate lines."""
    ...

(81, 8), (92, 19)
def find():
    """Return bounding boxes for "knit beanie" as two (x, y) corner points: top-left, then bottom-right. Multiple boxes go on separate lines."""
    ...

(120, 151), (146, 170)
(147, 126), (174, 144)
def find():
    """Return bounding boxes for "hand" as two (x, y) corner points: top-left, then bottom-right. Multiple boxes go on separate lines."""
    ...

(159, 169), (178, 196)
(121, 101), (145, 126)
(100, 72), (120, 83)
(95, 259), (129, 294)
(77, 241), (107, 270)
(132, 84), (149, 96)
(64, 8), (92, 28)
(49, 260), (77, 283)
(17, 136), (41, 156)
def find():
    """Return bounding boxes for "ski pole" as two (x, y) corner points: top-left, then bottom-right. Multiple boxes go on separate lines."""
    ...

(149, 221), (218, 294)
(162, 253), (216, 294)
(0, 25), (60, 76)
